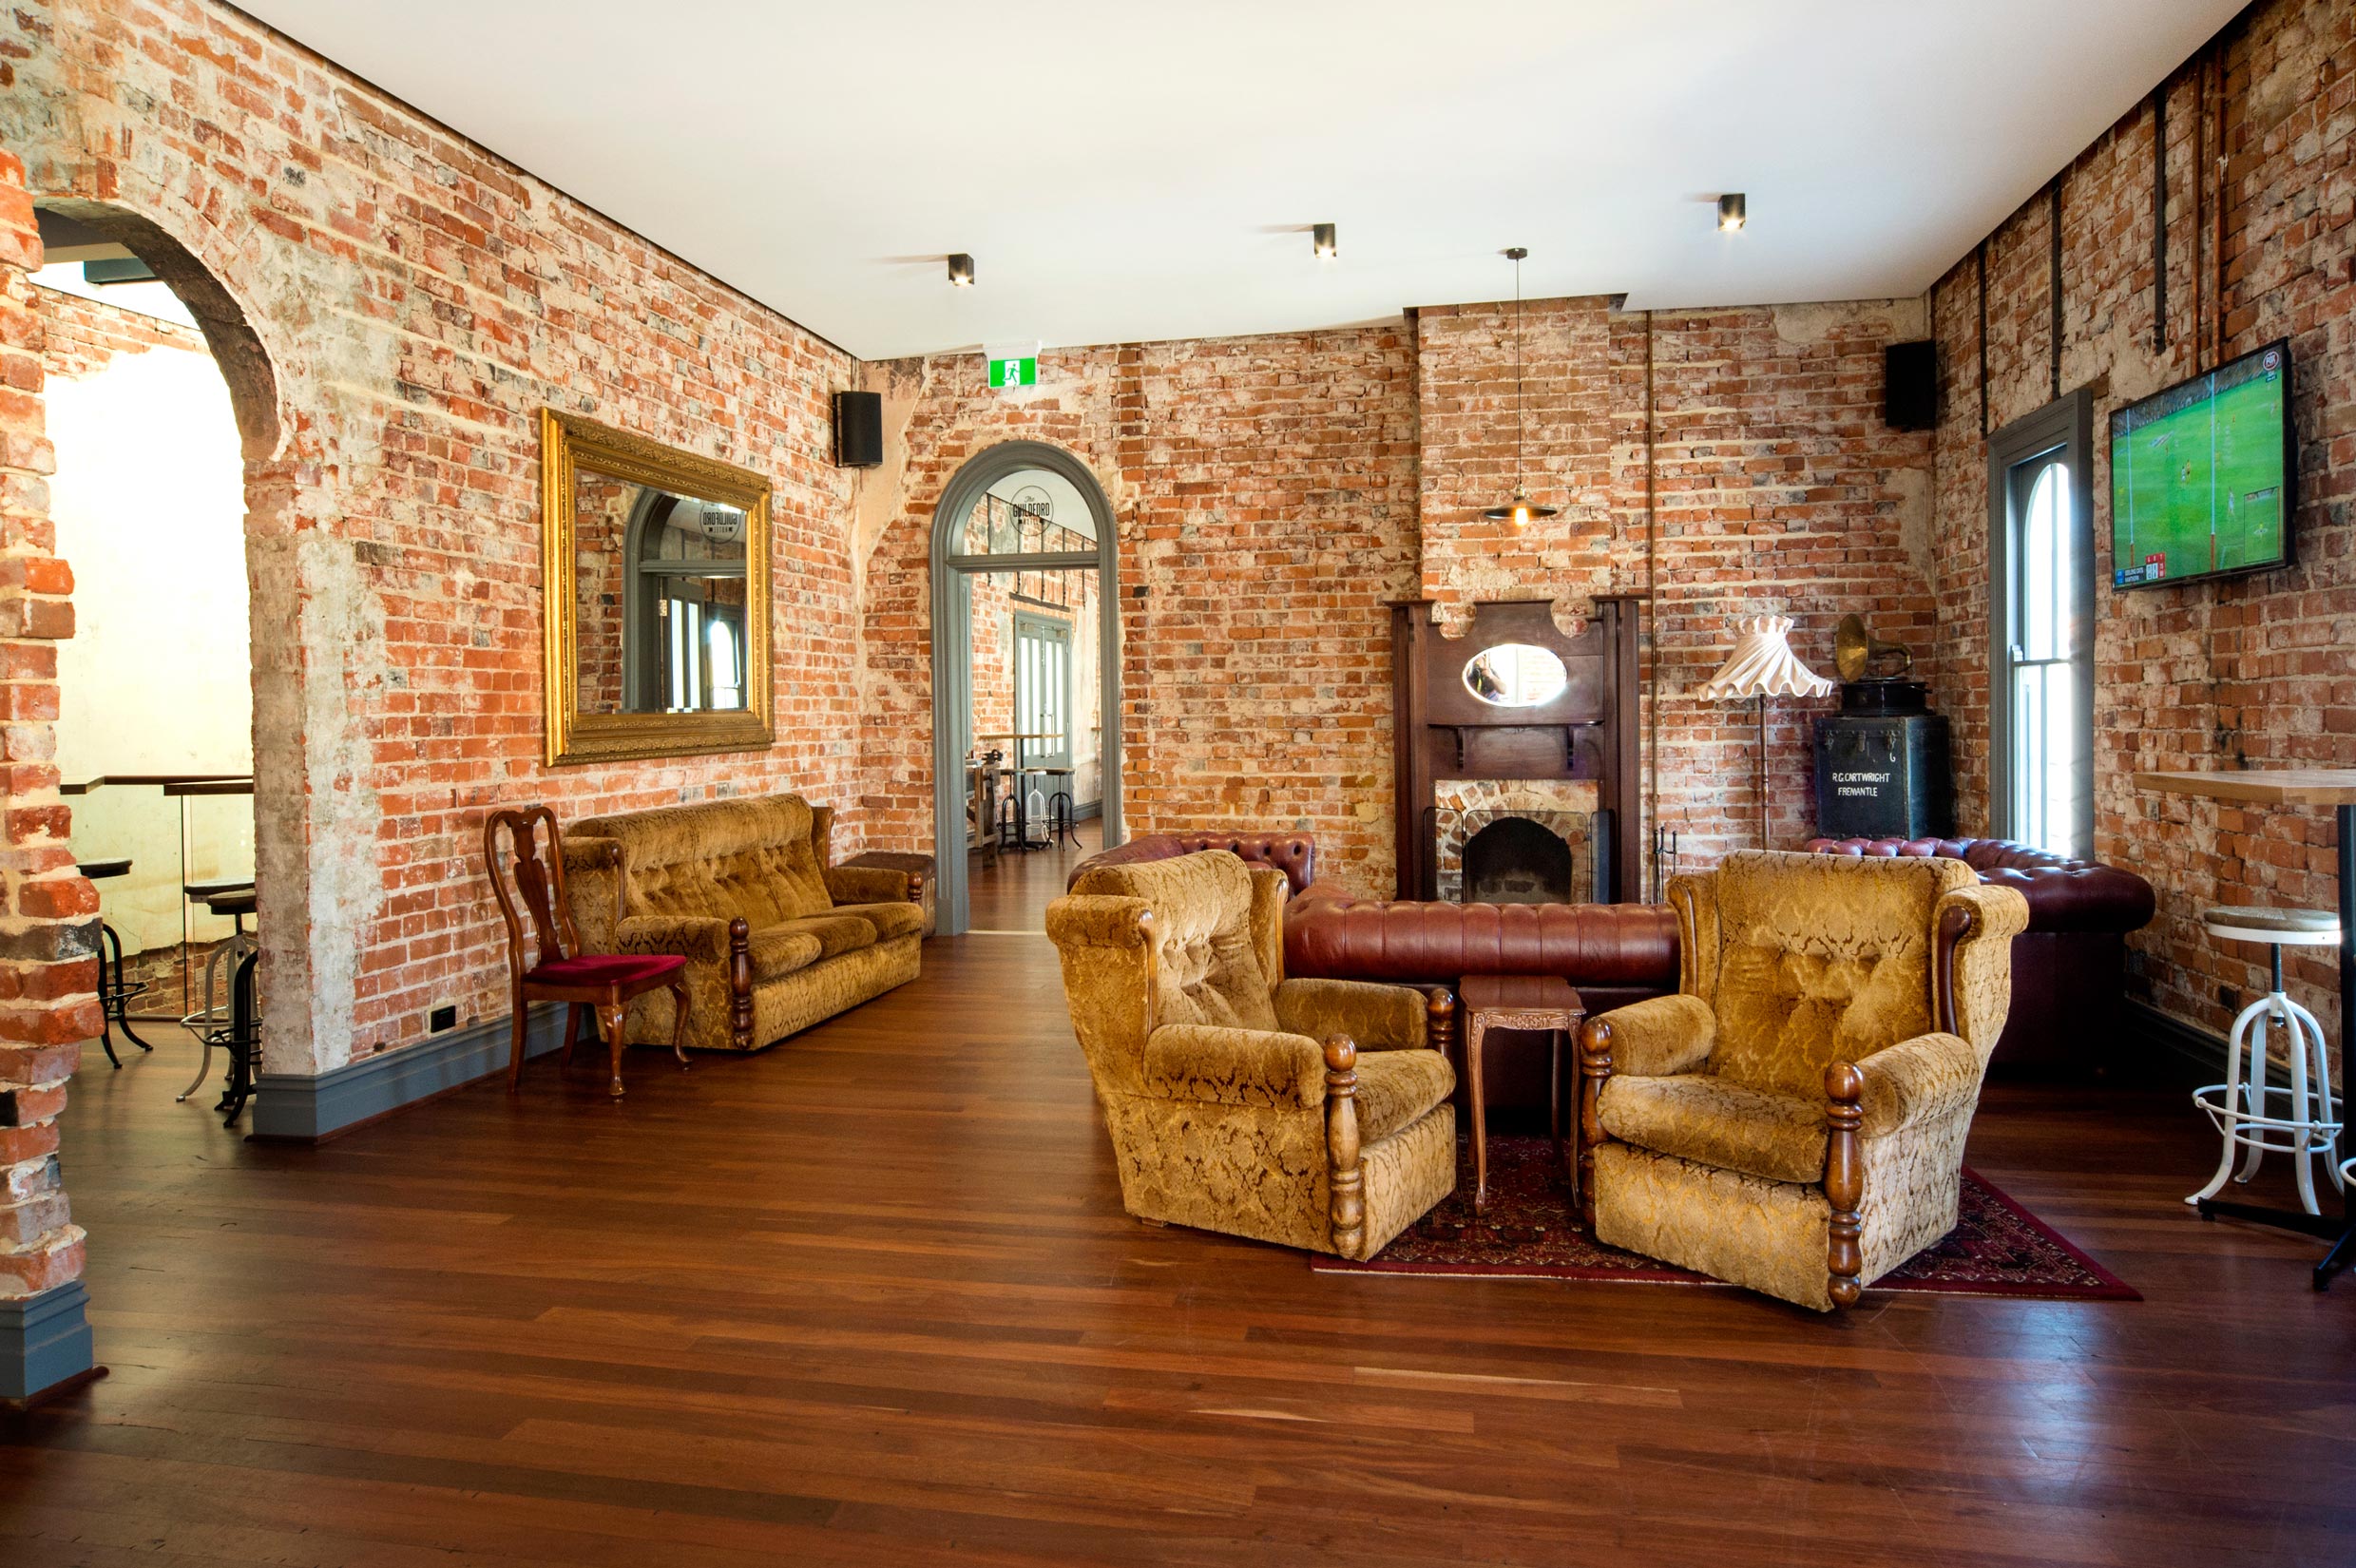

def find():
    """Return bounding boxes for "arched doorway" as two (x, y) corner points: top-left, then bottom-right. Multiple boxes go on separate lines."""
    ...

(928, 442), (1121, 935)
(32, 201), (290, 1099)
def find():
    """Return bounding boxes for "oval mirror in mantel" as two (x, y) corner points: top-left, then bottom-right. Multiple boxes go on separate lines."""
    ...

(1462, 643), (1569, 708)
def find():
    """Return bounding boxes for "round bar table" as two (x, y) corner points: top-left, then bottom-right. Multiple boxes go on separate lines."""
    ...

(2135, 767), (2356, 1290)
(973, 732), (1057, 850)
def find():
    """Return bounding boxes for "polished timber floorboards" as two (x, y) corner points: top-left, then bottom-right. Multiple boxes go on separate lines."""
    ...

(967, 815), (1103, 933)
(7, 941), (2355, 1566)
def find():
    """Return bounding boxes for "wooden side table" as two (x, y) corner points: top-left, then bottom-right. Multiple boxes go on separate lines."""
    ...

(1459, 974), (1584, 1210)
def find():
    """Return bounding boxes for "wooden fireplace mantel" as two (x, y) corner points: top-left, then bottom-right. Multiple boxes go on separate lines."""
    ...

(1390, 595), (1643, 904)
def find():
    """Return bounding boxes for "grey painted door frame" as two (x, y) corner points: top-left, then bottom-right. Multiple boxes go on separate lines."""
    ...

(929, 440), (1121, 934)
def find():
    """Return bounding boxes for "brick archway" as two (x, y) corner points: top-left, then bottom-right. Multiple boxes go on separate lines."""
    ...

(1, 148), (103, 1404)
(0, 158), (290, 1404)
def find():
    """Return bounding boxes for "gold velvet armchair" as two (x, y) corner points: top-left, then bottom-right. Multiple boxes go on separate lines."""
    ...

(1046, 851), (1458, 1258)
(1577, 851), (2028, 1310)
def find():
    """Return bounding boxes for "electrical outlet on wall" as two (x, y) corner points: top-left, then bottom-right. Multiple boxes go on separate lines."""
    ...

(428, 1003), (458, 1034)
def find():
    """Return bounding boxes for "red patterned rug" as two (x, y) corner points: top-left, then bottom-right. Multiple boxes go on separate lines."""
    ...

(1312, 1136), (2137, 1300)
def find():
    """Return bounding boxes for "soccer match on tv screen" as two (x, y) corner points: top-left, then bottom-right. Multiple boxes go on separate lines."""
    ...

(2109, 342), (2291, 589)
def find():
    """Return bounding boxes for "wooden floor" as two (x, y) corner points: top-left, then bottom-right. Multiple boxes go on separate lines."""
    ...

(6, 934), (2354, 1566)
(966, 815), (1102, 932)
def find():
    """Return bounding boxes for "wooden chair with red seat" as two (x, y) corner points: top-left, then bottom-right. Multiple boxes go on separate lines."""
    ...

(483, 805), (692, 1098)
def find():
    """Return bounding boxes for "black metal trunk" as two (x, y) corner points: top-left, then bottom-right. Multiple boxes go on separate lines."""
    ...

(1812, 683), (1953, 839)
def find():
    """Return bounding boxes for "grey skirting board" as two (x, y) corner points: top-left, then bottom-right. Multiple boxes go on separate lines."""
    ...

(250, 1004), (568, 1141)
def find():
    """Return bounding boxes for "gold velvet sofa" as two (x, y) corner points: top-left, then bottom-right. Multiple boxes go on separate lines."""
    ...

(1577, 851), (2028, 1311)
(563, 794), (923, 1053)
(1047, 851), (1458, 1259)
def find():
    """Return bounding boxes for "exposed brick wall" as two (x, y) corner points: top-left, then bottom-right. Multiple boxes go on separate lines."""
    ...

(29, 283), (206, 376)
(0, 148), (96, 1314)
(5, 0), (871, 1069)
(859, 301), (1934, 900)
(859, 329), (1420, 893)
(1420, 298), (1937, 873)
(967, 573), (1013, 740)
(570, 471), (630, 717)
(1928, 0), (2353, 1051)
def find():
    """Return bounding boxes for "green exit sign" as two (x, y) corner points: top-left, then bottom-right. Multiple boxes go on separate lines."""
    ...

(986, 341), (1041, 390)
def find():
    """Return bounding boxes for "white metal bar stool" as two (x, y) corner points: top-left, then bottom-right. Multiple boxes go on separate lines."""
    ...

(2187, 906), (2345, 1216)
(179, 876), (257, 1034)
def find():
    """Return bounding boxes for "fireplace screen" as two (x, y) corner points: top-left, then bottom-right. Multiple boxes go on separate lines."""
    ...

(1432, 800), (1595, 904)
(1462, 817), (1575, 904)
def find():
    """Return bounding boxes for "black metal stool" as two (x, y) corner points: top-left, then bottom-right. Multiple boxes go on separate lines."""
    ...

(77, 857), (153, 1069)
(1036, 767), (1079, 847)
(181, 884), (259, 1118)
(997, 777), (1043, 853)
(216, 947), (261, 1127)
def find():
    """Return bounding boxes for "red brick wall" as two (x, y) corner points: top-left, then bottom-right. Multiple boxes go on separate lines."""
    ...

(859, 300), (1934, 899)
(5, 0), (868, 1070)
(570, 472), (631, 717)
(859, 329), (1420, 892)
(0, 148), (97, 1312)
(29, 283), (207, 375)
(1928, 0), (2353, 1049)
(967, 565), (1015, 739)
(1419, 299), (1937, 873)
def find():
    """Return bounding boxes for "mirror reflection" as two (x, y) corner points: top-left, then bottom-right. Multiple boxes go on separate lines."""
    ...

(1463, 642), (1568, 707)
(573, 475), (749, 716)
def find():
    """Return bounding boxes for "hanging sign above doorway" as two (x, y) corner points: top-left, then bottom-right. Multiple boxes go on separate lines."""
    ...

(986, 340), (1040, 389)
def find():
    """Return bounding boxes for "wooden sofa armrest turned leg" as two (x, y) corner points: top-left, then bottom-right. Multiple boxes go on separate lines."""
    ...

(1576, 1017), (1614, 1231)
(1426, 985), (1457, 1057)
(1324, 1035), (1364, 1261)
(1824, 1060), (1866, 1309)
(729, 916), (754, 1052)
(906, 870), (926, 905)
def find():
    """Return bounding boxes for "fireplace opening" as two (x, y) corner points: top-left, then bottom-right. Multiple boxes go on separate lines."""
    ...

(1462, 816), (1575, 905)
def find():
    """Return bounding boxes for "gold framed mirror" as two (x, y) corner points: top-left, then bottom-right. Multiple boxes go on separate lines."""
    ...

(540, 408), (774, 765)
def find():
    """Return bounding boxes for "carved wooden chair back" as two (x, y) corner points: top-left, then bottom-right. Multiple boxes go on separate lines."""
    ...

(484, 806), (583, 982)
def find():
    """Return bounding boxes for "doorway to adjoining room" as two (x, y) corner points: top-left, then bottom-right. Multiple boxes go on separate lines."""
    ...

(37, 206), (274, 1127)
(928, 444), (1120, 935)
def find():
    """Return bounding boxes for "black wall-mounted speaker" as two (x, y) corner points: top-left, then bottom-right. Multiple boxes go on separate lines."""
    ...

(1884, 340), (1936, 431)
(832, 390), (883, 468)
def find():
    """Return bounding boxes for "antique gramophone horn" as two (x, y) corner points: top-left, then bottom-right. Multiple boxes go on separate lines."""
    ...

(1834, 614), (1915, 683)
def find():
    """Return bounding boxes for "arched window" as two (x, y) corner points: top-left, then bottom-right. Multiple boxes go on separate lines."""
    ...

(623, 494), (749, 714)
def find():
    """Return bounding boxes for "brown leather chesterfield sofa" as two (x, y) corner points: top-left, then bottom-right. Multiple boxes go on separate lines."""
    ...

(1806, 836), (2155, 1071)
(1069, 831), (1320, 897)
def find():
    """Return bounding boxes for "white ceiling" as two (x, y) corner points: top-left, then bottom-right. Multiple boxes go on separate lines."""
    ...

(239, 1), (2239, 361)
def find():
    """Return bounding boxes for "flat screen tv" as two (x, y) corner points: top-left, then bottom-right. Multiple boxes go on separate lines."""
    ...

(2109, 337), (2295, 589)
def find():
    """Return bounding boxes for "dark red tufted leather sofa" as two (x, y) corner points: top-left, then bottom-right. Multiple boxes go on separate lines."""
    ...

(1807, 836), (2155, 1069)
(1285, 884), (1677, 1117)
(1280, 887), (1677, 1017)
(1067, 832), (1320, 897)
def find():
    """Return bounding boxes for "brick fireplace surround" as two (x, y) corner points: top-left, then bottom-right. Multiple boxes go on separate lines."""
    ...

(1432, 780), (1599, 905)
(1, 0), (2350, 1402)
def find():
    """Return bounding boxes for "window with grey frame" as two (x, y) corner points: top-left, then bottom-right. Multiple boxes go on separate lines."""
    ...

(1987, 391), (2095, 858)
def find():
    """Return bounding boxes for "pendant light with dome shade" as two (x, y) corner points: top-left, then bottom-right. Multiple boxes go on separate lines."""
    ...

(1481, 246), (1559, 530)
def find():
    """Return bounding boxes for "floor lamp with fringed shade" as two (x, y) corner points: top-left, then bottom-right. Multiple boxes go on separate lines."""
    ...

(1699, 614), (1833, 849)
